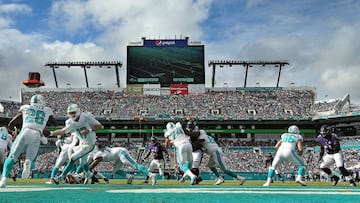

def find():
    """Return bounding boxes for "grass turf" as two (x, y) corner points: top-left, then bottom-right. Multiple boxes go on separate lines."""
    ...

(5, 178), (351, 187)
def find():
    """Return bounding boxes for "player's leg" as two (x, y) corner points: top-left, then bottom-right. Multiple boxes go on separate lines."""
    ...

(320, 155), (338, 185)
(178, 143), (197, 185)
(334, 153), (356, 186)
(191, 150), (203, 184)
(264, 152), (282, 186)
(287, 150), (307, 186)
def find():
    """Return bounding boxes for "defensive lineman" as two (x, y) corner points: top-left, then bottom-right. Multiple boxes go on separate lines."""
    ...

(316, 125), (356, 186)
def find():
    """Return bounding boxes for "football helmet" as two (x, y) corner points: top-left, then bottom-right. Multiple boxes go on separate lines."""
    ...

(288, 125), (300, 134)
(166, 122), (175, 131)
(67, 103), (80, 121)
(30, 94), (45, 106)
(150, 136), (157, 143)
(186, 120), (198, 132)
(320, 125), (332, 137)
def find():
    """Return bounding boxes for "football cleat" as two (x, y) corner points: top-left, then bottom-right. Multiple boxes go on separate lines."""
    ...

(104, 178), (110, 184)
(127, 175), (134, 184)
(84, 171), (93, 184)
(0, 177), (6, 188)
(263, 181), (271, 186)
(350, 180), (356, 187)
(214, 177), (225, 185)
(45, 179), (55, 184)
(295, 177), (307, 186)
(52, 175), (64, 185)
(179, 176), (186, 183)
(190, 176), (197, 185)
(333, 176), (340, 186)
(237, 175), (246, 186)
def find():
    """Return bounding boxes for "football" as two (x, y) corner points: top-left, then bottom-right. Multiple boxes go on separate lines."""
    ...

(43, 129), (51, 137)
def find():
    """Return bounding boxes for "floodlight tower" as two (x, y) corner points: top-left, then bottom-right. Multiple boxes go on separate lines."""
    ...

(208, 60), (289, 88)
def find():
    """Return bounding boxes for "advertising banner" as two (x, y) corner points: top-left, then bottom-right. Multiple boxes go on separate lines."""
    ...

(170, 84), (188, 95)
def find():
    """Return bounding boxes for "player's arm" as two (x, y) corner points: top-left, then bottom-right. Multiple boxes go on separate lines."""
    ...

(297, 140), (303, 156)
(164, 138), (172, 148)
(80, 123), (103, 135)
(89, 157), (103, 170)
(274, 139), (282, 150)
(333, 138), (341, 152)
(142, 149), (151, 160)
(8, 113), (22, 131)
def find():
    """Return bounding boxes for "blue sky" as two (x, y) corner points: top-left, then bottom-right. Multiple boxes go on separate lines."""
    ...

(1, 0), (360, 104)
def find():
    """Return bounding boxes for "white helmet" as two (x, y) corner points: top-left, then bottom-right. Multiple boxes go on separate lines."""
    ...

(288, 125), (300, 134)
(30, 94), (45, 106)
(166, 122), (175, 131)
(67, 103), (80, 120)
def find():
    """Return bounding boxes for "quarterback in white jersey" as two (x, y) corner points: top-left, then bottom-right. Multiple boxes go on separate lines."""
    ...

(164, 122), (197, 185)
(89, 145), (157, 185)
(0, 127), (13, 173)
(51, 104), (103, 185)
(0, 94), (56, 188)
(263, 125), (306, 186)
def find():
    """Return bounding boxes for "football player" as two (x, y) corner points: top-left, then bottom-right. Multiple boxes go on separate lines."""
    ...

(164, 122), (197, 185)
(184, 122), (245, 186)
(0, 94), (57, 188)
(46, 134), (76, 184)
(51, 103), (103, 185)
(182, 120), (204, 184)
(142, 135), (170, 183)
(316, 125), (356, 186)
(89, 143), (157, 185)
(263, 125), (306, 186)
(0, 127), (13, 174)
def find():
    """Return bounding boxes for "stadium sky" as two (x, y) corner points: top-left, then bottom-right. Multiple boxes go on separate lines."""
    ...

(1, 0), (360, 104)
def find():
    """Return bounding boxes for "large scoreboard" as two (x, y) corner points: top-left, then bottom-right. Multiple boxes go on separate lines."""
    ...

(127, 39), (205, 86)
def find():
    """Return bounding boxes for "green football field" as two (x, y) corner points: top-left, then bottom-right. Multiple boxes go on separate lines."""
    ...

(0, 179), (359, 203)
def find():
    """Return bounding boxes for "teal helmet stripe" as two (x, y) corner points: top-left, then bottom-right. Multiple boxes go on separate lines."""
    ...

(33, 95), (38, 103)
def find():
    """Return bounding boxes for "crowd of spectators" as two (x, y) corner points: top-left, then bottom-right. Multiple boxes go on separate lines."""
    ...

(1, 87), (316, 119)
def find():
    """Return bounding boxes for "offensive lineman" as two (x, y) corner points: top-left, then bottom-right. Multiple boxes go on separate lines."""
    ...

(164, 122), (197, 185)
(263, 125), (306, 186)
(0, 94), (57, 188)
(316, 125), (356, 186)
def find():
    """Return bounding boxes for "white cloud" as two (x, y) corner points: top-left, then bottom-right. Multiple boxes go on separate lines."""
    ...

(0, 3), (32, 13)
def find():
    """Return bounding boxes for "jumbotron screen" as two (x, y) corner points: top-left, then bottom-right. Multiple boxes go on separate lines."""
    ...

(127, 45), (205, 85)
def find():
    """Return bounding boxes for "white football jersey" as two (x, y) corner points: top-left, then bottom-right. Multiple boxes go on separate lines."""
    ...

(63, 112), (99, 145)
(19, 104), (53, 131)
(164, 123), (189, 147)
(198, 130), (221, 154)
(279, 133), (303, 151)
